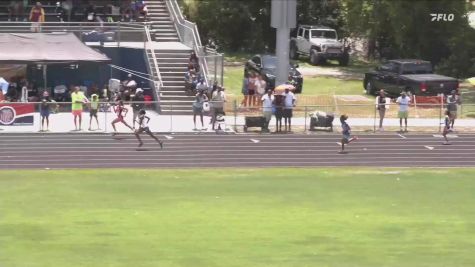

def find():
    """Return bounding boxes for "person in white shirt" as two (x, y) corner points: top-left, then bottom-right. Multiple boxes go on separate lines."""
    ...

(261, 89), (274, 132)
(283, 88), (296, 132)
(375, 89), (390, 131)
(396, 92), (411, 132)
(210, 86), (226, 130)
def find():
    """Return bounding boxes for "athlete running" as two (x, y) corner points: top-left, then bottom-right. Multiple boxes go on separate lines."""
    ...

(111, 100), (133, 135)
(134, 109), (163, 149)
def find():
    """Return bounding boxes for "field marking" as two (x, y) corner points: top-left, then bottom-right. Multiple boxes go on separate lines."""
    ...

(397, 134), (407, 139)
(250, 139), (260, 143)
(433, 134), (459, 138)
(424, 146), (435, 150)
(1, 160), (475, 168)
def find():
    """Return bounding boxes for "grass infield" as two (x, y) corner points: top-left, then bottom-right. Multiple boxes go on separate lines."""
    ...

(1, 168), (475, 267)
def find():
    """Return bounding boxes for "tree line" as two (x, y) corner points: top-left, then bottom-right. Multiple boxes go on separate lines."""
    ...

(180, 0), (475, 78)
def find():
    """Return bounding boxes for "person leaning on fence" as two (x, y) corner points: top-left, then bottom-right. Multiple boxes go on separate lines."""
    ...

(71, 86), (87, 131)
(261, 89), (275, 133)
(396, 92), (411, 132)
(446, 90), (460, 130)
(375, 89), (390, 132)
(40, 91), (57, 132)
(29, 2), (45, 33)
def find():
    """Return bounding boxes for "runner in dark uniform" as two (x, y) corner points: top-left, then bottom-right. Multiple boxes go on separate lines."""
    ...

(134, 109), (163, 149)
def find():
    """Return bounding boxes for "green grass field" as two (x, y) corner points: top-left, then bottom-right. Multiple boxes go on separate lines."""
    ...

(1, 168), (475, 267)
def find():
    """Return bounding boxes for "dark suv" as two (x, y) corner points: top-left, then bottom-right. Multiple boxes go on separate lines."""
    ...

(245, 54), (303, 93)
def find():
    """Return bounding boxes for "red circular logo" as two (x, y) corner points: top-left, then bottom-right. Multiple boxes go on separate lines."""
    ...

(0, 106), (16, 125)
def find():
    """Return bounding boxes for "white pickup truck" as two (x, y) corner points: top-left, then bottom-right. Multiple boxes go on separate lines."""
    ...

(290, 25), (349, 66)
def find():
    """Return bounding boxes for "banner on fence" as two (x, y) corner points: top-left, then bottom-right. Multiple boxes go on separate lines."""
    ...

(0, 104), (34, 126)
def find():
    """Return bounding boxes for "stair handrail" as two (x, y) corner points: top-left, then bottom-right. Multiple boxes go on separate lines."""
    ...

(165, 0), (210, 86)
(144, 23), (163, 91)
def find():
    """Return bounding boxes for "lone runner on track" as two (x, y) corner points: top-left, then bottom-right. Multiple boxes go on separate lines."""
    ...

(338, 114), (358, 154)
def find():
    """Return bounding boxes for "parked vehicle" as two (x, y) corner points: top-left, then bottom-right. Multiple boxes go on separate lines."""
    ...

(290, 25), (349, 66)
(364, 59), (459, 96)
(245, 54), (303, 93)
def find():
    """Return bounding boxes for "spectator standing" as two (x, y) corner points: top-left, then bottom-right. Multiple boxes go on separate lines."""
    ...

(189, 51), (200, 72)
(29, 2), (45, 33)
(283, 88), (296, 132)
(240, 72), (250, 107)
(62, 0), (73, 22)
(210, 86), (226, 130)
(375, 89), (390, 131)
(247, 72), (257, 107)
(261, 89), (274, 132)
(0, 77), (9, 102)
(85, 4), (96, 22)
(20, 80), (28, 102)
(88, 94), (100, 131)
(196, 79), (208, 93)
(8, 1), (25, 21)
(255, 75), (267, 106)
(131, 88), (145, 129)
(274, 94), (284, 133)
(192, 90), (208, 130)
(71, 86), (87, 131)
(396, 92), (411, 132)
(55, 1), (65, 22)
(40, 91), (58, 132)
(447, 90), (460, 129)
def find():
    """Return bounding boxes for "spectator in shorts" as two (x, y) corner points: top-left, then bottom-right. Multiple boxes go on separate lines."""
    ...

(210, 86), (226, 130)
(8, 1), (25, 21)
(274, 94), (284, 133)
(255, 75), (267, 106)
(88, 94), (100, 131)
(240, 72), (250, 107)
(261, 89), (274, 132)
(396, 92), (411, 132)
(283, 87), (296, 132)
(192, 90), (208, 130)
(131, 88), (145, 129)
(247, 72), (257, 107)
(71, 86), (87, 131)
(447, 90), (460, 129)
(375, 89), (389, 131)
(40, 91), (53, 131)
(29, 2), (45, 33)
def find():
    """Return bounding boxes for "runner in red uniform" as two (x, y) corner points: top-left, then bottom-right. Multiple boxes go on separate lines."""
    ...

(111, 100), (133, 135)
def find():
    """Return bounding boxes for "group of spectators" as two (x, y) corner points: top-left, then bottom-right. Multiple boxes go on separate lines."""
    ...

(6, 1), (148, 32)
(241, 71), (267, 107)
(184, 52), (203, 94)
(260, 88), (297, 133)
(375, 89), (461, 132)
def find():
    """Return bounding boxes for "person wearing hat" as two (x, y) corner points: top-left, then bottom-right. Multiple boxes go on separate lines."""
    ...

(131, 88), (145, 129)
(29, 2), (45, 32)
(375, 89), (390, 131)
(88, 94), (100, 131)
(446, 90), (460, 130)
(396, 91), (411, 132)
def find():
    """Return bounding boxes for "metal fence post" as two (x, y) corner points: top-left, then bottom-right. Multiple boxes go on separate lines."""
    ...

(117, 22), (121, 47)
(104, 102), (108, 133)
(38, 103), (42, 132)
(373, 104), (377, 133)
(170, 104), (173, 132)
(233, 99), (237, 132)
(439, 94), (443, 133)
(304, 106), (308, 133)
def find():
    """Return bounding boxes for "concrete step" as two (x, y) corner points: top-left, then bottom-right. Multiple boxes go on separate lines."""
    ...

(153, 58), (190, 63)
(160, 91), (188, 96)
(161, 72), (186, 77)
(156, 62), (190, 68)
(162, 81), (186, 86)
(154, 52), (190, 58)
(154, 37), (181, 42)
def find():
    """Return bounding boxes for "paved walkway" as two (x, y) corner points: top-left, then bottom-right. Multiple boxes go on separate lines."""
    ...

(1, 109), (474, 133)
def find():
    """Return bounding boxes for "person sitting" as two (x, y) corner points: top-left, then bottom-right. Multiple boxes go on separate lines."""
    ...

(189, 51), (200, 72)
(135, 0), (148, 21)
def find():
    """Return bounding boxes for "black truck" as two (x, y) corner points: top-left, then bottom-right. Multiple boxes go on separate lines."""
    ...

(364, 59), (459, 96)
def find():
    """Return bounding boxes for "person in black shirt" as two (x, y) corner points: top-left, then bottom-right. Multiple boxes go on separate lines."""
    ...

(131, 88), (145, 129)
(375, 89), (388, 131)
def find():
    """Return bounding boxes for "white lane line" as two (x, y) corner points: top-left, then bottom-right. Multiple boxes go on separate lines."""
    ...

(433, 134), (459, 138)
(250, 139), (260, 143)
(164, 135), (174, 140)
(424, 146), (435, 150)
(1, 160), (475, 167)
(1, 155), (475, 162)
(398, 134), (407, 139)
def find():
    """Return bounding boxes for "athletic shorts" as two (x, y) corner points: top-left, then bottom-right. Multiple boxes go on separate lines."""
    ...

(342, 134), (351, 144)
(449, 110), (457, 120)
(398, 111), (408, 119)
(40, 110), (50, 118)
(72, 110), (82, 116)
(90, 109), (98, 117)
(136, 127), (152, 134)
(283, 109), (293, 118)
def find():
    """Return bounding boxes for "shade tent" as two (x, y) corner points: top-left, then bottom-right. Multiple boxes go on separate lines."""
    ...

(0, 32), (110, 64)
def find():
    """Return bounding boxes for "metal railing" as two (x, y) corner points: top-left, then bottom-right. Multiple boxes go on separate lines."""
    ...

(144, 23), (163, 88)
(0, 21), (145, 45)
(1, 100), (474, 133)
